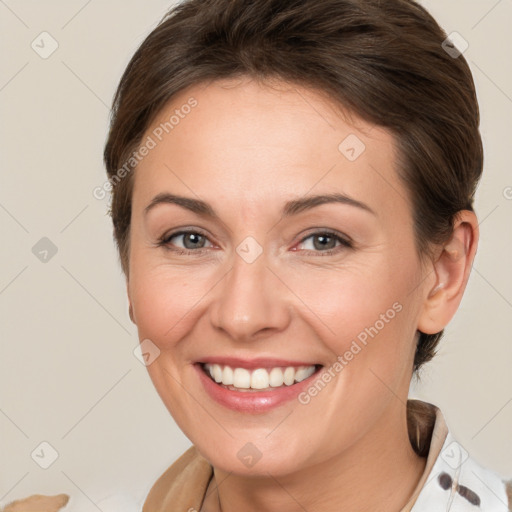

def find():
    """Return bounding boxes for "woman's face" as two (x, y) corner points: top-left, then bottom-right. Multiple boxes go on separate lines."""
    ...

(127, 77), (434, 476)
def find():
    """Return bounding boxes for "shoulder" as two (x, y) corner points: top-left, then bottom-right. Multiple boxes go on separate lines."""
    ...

(406, 399), (512, 511)
(142, 445), (213, 512)
(411, 437), (512, 511)
(422, 431), (511, 510)
(458, 452), (512, 511)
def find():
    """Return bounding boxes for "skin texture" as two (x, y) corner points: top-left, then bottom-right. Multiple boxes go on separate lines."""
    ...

(126, 77), (479, 512)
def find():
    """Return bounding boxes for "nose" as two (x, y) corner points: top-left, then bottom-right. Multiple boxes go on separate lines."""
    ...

(208, 247), (292, 343)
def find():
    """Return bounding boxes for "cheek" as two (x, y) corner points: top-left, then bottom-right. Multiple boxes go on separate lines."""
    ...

(282, 261), (407, 343)
(129, 258), (219, 351)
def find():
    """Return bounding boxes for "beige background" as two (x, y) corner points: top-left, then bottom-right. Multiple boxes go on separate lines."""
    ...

(1, 0), (511, 510)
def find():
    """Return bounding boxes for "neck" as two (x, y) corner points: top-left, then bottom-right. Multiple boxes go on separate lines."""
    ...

(203, 399), (427, 512)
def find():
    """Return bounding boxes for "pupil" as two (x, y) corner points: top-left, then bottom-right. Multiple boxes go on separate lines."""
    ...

(314, 234), (333, 250)
(185, 233), (203, 249)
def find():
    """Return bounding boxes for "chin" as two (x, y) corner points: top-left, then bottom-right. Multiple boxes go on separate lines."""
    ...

(194, 435), (314, 478)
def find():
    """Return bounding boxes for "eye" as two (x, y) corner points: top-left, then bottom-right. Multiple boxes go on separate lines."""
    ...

(295, 230), (353, 256)
(157, 228), (353, 257)
(158, 229), (213, 255)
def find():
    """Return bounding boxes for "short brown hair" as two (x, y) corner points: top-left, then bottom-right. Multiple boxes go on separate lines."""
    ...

(103, 0), (483, 373)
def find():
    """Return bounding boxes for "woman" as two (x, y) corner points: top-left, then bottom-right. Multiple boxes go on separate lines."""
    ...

(103, 0), (511, 510)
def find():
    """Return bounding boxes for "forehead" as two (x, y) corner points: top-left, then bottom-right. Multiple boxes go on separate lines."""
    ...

(132, 77), (410, 223)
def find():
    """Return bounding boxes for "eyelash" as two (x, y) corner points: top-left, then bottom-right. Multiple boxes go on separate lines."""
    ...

(157, 229), (353, 257)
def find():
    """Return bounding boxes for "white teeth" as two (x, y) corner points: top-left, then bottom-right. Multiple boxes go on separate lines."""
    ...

(233, 368), (251, 388)
(283, 366), (295, 386)
(204, 363), (317, 390)
(269, 367), (284, 387)
(295, 366), (315, 382)
(251, 369), (269, 389)
(212, 364), (223, 383)
(222, 365), (234, 385)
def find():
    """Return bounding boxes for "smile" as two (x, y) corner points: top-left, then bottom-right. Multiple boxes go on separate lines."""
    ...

(202, 363), (319, 391)
(195, 360), (324, 413)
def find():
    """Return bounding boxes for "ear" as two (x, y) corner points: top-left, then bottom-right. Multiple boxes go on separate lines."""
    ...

(126, 279), (136, 324)
(417, 210), (479, 335)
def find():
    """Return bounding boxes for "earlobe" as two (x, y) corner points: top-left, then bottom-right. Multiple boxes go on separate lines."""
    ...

(417, 210), (479, 335)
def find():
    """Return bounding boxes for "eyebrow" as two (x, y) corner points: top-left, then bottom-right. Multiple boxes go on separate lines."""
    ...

(144, 192), (376, 218)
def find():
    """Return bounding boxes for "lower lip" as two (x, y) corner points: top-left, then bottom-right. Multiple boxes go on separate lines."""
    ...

(194, 363), (322, 413)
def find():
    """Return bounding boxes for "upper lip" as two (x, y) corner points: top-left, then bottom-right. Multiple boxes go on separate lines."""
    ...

(197, 356), (322, 370)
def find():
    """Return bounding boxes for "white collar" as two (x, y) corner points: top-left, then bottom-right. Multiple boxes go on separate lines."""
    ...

(406, 401), (510, 511)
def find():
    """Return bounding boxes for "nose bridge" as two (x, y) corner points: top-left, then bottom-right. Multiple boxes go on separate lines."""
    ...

(209, 238), (290, 341)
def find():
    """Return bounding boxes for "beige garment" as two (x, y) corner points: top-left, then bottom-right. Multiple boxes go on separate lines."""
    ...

(1, 494), (69, 512)
(142, 399), (508, 511)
